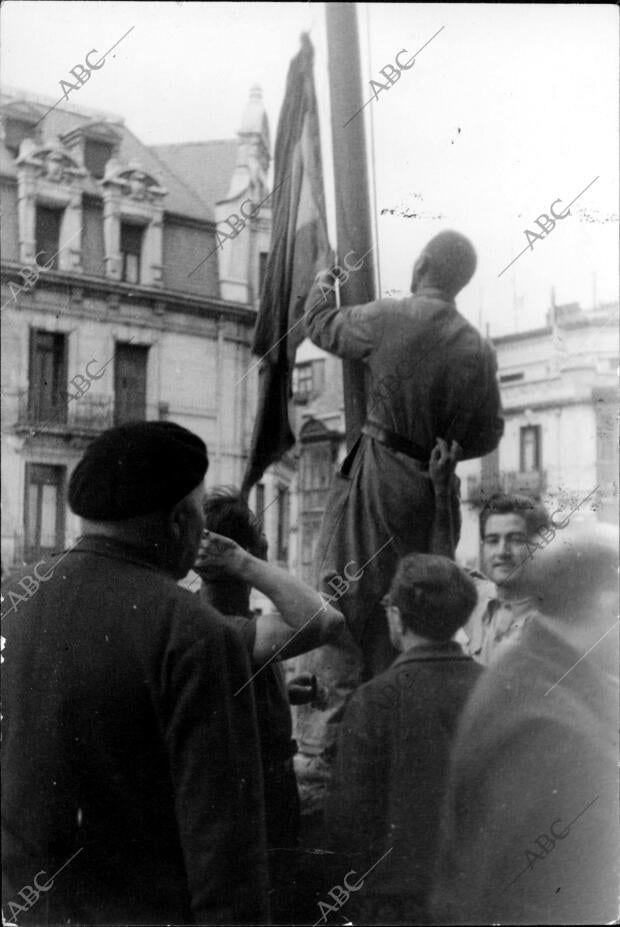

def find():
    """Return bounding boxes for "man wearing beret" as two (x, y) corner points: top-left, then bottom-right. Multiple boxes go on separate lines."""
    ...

(1, 422), (270, 925)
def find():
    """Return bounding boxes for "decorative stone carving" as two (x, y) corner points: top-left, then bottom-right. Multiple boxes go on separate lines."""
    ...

(101, 159), (167, 204)
(128, 172), (148, 200)
(16, 137), (86, 183)
(45, 151), (67, 183)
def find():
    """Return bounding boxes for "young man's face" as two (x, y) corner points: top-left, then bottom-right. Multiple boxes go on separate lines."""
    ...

(481, 512), (531, 589)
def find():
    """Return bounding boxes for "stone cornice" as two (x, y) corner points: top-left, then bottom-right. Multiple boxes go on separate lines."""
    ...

(0, 260), (257, 325)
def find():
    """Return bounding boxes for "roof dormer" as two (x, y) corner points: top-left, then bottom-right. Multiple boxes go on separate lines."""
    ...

(61, 120), (123, 180)
(0, 100), (45, 159)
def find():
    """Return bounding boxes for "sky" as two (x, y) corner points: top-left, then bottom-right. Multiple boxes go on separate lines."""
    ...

(2, 1), (618, 336)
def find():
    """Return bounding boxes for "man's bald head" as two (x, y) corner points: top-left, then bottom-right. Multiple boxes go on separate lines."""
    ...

(411, 230), (477, 298)
(526, 523), (618, 625)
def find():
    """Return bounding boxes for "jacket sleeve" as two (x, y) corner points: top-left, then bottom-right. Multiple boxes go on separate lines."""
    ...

(303, 273), (388, 360)
(164, 614), (270, 925)
(460, 341), (504, 460)
(323, 690), (386, 874)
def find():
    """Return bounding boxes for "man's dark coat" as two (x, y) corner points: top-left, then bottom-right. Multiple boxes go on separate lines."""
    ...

(323, 641), (484, 924)
(1, 537), (270, 925)
(431, 617), (620, 925)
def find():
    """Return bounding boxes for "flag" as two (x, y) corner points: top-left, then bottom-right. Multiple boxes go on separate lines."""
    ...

(241, 33), (332, 497)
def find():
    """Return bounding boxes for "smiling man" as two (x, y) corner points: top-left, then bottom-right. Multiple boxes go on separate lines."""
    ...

(458, 493), (550, 665)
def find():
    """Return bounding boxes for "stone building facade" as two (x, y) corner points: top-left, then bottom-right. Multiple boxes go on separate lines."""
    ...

(1, 85), (294, 574)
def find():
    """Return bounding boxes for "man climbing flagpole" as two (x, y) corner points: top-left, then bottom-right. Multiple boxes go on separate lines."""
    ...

(294, 1), (504, 824)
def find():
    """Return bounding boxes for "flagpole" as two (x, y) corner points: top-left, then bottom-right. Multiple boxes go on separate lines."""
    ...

(325, 2), (376, 449)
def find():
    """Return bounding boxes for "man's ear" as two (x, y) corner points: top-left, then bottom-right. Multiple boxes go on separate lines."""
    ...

(386, 603), (405, 638)
(167, 497), (187, 542)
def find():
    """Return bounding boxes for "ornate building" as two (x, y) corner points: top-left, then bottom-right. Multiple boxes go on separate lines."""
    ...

(457, 300), (618, 565)
(1, 86), (294, 573)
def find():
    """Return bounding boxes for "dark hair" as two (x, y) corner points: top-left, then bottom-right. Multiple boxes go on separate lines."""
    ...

(479, 493), (549, 538)
(388, 554), (477, 641)
(203, 486), (264, 556)
(423, 230), (477, 296)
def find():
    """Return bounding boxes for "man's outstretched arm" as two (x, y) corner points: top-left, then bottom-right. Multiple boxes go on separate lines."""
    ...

(195, 531), (345, 664)
(304, 268), (388, 359)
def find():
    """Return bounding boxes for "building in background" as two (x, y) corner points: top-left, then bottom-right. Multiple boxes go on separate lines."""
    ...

(457, 299), (618, 566)
(1, 85), (294, 575)
(289, 298), (618, 577)
(288, 338), (345, 586)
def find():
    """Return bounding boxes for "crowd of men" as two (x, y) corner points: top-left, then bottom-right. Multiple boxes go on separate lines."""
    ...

(2, 231), (618, 926)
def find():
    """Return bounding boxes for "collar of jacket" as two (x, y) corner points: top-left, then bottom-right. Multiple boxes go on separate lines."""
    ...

(411, 284), (457, 307)
(392, 639), (470, 667)
(70, 534), (167, 574)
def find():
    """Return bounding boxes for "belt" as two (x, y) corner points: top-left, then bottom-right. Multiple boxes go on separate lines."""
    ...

(362, 421), (429, 466)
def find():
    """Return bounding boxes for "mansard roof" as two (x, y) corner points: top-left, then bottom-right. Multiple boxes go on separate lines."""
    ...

(151, 140), (238, 220)
(152, 85), (271, 217)
(0, 90), (210, 224)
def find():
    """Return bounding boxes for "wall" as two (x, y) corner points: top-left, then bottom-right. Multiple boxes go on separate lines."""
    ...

(162, 219), (219, 297)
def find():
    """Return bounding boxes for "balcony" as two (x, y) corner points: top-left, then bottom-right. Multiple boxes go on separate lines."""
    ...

(15, 390), (115, 436)
(501, 469), (547, 495)
(466, 469), (547, 503)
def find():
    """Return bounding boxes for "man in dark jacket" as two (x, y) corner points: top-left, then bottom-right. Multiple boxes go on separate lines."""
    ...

(304, 230), (503, 674)
(431, 524), (619, 925)
(322, 554), (483, 926)
(296, 230), (503, 813)
(1, 422), (270, 926)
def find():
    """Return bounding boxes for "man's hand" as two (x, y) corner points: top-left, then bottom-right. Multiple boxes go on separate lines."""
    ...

(429, 438), (462, 495)
(194, 529), (249, 581)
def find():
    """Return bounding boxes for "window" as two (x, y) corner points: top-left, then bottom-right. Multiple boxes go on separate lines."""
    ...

(258, 251), (269, 298)
(4, 118), (37, 158)
(595, 392), (619, 493)
(114, 342), (148, 424)
(276, 486), (290, 563)
(301, 512), (323, 581)
(520, 425), (541, 472)
(24, 464), (65, 561)
(82, 199), (105, 276)
(120, 223), (144, 284)
(29, 330), (67, 422)
(255, 483), (265, 525)
(84, 138), (114, 179)
(480, 447), (500, 497)
(293, 360), (325, 401)
(298, 429), (337, 583)
(35, 205), (63, 270)
(500, 372), (525, 384)
(293, 362), (313, 399)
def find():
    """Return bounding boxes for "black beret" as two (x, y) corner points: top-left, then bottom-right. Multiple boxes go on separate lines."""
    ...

(69, 421), (208, 520)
